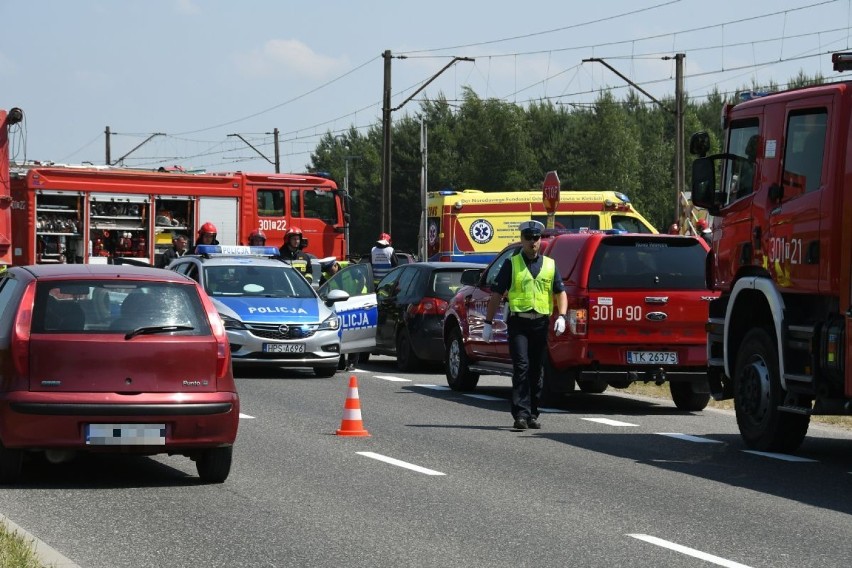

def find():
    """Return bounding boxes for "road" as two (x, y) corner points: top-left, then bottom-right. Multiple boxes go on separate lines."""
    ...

(1, 356), (851, 567)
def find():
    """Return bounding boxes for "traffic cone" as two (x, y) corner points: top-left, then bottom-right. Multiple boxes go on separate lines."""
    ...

(336, 375), (371, 437)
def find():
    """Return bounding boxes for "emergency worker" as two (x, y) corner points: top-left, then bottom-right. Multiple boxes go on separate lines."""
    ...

(248, 230), (267, 246)
(194, 222), (219, 252)
(158, 234), (188, 268)
(370, 232), (397, 285)
(279, 226), (313, 281)
(319, 259), (350, 285)
(483, 220), (568, 430)
(696, 218), (712, 245)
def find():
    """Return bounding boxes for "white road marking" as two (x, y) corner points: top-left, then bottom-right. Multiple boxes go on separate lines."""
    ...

(356, 451), (446, 476)
(373, 375), (411, 382)
(239, 413), (255, 419)
(414, 384), (451, 390)
(629, 534), (753, 568)
(582, 417), (638, 427)
(657, 433), (723, 443)
(539, 407), (568, 413)
(742, 450), (818, 462)
(463, 393), (503, 401)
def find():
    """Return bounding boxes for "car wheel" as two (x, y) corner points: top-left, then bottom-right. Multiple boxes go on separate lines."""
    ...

(314, 365), (337, 378)
(445, 328), (479, 391)
(360, 352), (370, 363)
(540, 358), (575, 405)
(196, 446), (232, 483)
(577, 378), (608, 394)
(0, 441), (23, 484)
(337, 355), (346, 371)
(396, 328), (420, 372)
(734, 327), (810, 452)
(669, 381), (710, 411)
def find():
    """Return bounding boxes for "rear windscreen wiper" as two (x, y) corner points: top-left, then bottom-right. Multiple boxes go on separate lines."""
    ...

(124, 325), (194, 340)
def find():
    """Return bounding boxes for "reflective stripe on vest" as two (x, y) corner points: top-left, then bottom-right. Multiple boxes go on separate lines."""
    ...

(507, 254), (555, 315)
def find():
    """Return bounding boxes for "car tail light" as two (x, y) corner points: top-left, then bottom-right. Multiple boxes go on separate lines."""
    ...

(196, 283), (232, 383)
(11, 282), (36, 378)
(567, 295), (589, 336)
(409, 296), (449, 316)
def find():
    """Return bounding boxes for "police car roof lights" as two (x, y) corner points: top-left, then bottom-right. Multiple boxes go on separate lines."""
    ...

(195, 245), (280, 257)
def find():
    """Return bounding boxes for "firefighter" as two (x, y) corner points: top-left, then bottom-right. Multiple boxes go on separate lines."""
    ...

(279, 226), (312, 281)
(248, 230), (267, 246)
(194, 222), (219, 252)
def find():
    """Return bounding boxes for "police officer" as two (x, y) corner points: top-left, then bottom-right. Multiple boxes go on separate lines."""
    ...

(483, 220), (568, 430)
(280, 226), (313, 281)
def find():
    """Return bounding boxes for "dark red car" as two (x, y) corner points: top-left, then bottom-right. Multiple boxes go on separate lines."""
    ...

(0, 264), (239, 483)
(442, 231), (716, 410)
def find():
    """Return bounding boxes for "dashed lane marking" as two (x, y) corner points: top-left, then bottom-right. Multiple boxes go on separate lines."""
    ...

(582, 417), (639, 427)
(356, 451), (446, 476)
(239, 413), (255, 419)
(373, 375), (411, 382)
(629, 534), (753, 568)
(657, 433), (723, 443)
(742, 450), (818, 462)
(414, 384), (451, 390)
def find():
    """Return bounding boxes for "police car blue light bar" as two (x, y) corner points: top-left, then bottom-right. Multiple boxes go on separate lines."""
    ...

(195, 245), (280, 256)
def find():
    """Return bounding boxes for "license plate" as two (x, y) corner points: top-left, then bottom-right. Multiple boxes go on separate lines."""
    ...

(627, 351), (678, 365)
(86, 424), (166, 446)
(263, 343), (306, 353)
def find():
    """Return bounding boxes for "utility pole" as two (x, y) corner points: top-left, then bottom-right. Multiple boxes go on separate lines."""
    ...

(108, 131), (165, 166)
(105, 126), (111, 165)
(272, 128), (280, 173)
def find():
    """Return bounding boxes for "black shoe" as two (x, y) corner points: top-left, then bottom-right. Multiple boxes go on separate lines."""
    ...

(513, 418), (528, 430)
(527, 417), (541, 429)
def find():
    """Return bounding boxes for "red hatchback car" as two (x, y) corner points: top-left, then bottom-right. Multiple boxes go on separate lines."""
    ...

(443, 231), (716, 410)
(0, 264), (239, 483)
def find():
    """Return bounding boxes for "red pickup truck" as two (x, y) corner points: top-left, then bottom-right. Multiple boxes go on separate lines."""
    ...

(442, 231), (716, 410)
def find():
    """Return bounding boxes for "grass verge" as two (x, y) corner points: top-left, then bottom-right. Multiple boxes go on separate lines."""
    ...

(0, 520), (45, 568)
(623, 382), (852, 429)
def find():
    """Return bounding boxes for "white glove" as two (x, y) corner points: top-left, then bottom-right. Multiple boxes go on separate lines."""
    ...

(554, 316), (566, 336)
(482, 323), (493, 341)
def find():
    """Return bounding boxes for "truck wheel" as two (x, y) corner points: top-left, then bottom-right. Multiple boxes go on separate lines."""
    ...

(734, 327), (810, 452)
(669, 381), (710, 411)
(577, 378), (608, 394)
(0, 442), (22, 484)
(396, 328), (420, 372)
(445, 328), (479, 391)
(196, 446), (232, 483)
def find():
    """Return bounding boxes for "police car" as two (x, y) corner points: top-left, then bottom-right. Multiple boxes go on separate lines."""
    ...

(167, 246), (375, 376)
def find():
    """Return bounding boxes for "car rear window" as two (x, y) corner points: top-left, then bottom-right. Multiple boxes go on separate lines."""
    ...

(31, 280), (211, 335)
(429, 270), (466, 300)
(588, 237), (707, 290)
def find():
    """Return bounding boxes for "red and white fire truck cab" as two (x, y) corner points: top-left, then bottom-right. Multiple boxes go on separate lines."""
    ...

(690, 52), (852, 452)
(0, 108), (24, 266)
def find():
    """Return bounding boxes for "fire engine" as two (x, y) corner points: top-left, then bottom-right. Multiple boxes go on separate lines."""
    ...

(9, 165), (349, 267)
(689, 52), (852, 452)
(0, 108), (23, 266)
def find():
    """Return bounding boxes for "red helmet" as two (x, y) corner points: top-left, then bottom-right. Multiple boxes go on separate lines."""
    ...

(696, 218), (708, 231)
(249, 229), (267, 243)
(377, 232), (391, 244)
(285, 226), (303, 237)
(198, 222), (218, 236)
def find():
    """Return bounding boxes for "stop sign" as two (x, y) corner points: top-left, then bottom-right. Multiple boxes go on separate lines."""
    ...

(542, 170), (560, 213)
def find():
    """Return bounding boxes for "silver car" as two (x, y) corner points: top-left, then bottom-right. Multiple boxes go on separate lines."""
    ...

(168, 251), (351, 376)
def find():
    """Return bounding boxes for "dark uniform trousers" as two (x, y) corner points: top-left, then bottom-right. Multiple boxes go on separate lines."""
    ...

(507, 314), (549, 420)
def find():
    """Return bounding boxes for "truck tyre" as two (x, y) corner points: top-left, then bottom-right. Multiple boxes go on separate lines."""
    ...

(0, 442), (22, 484)
(396, 328), (420, 372)
(577, 378), (608, 394)
(669, 381), (710, 411)
(196, 446), (232, 483)
(734, 327), (810, 452)
(445, 328), (479, 391)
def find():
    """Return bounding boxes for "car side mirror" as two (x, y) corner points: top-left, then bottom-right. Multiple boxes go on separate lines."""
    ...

(325, 288), (350, 306)
(460, 268), (483, 286)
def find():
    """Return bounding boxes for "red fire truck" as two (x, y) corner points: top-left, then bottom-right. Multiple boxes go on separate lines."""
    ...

(9, 165), (348, 267)
(0, 108), (24, 266)
(689, 52), (852, 452)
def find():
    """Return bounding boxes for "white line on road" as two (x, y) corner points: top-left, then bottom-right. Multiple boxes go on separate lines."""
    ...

(657, 433), (724, 443)
(539, 407), (569, 413)
(463, 393), (503, 401)
(742, 450), (818, 462)
(373, 375), (411, 382)
(239, 413), (255, 419)
(582, 417), (638, 427)
(414, 384), (451, 390)
(356, 451), (446, 476)
(629, 534), (753, 568)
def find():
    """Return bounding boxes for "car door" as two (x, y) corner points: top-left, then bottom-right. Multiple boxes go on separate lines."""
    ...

(319, 263), (377, 354)
(381, 266), (420, 350)
(465, 246), (518, 360)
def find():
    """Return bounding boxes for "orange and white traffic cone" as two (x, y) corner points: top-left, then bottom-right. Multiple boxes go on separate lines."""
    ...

(336, 375), (371, 437)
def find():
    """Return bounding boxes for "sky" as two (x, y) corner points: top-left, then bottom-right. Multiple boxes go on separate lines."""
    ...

(3, 0), (852, 174)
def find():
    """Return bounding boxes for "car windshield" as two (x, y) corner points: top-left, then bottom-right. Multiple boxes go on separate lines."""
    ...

(588, 237), (707, 290)
(31, 280), (210, 334)
(205, 265), (315, 298)
(429, 270), (465, 299)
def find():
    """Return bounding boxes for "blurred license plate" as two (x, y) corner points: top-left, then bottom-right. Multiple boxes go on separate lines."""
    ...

(263, 343), (305, 353)
(86, 424), (166, 446)
(627, 351), (678, 365)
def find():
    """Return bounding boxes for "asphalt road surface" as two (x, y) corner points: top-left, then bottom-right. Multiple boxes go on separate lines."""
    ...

(1, 355), (851, 567)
